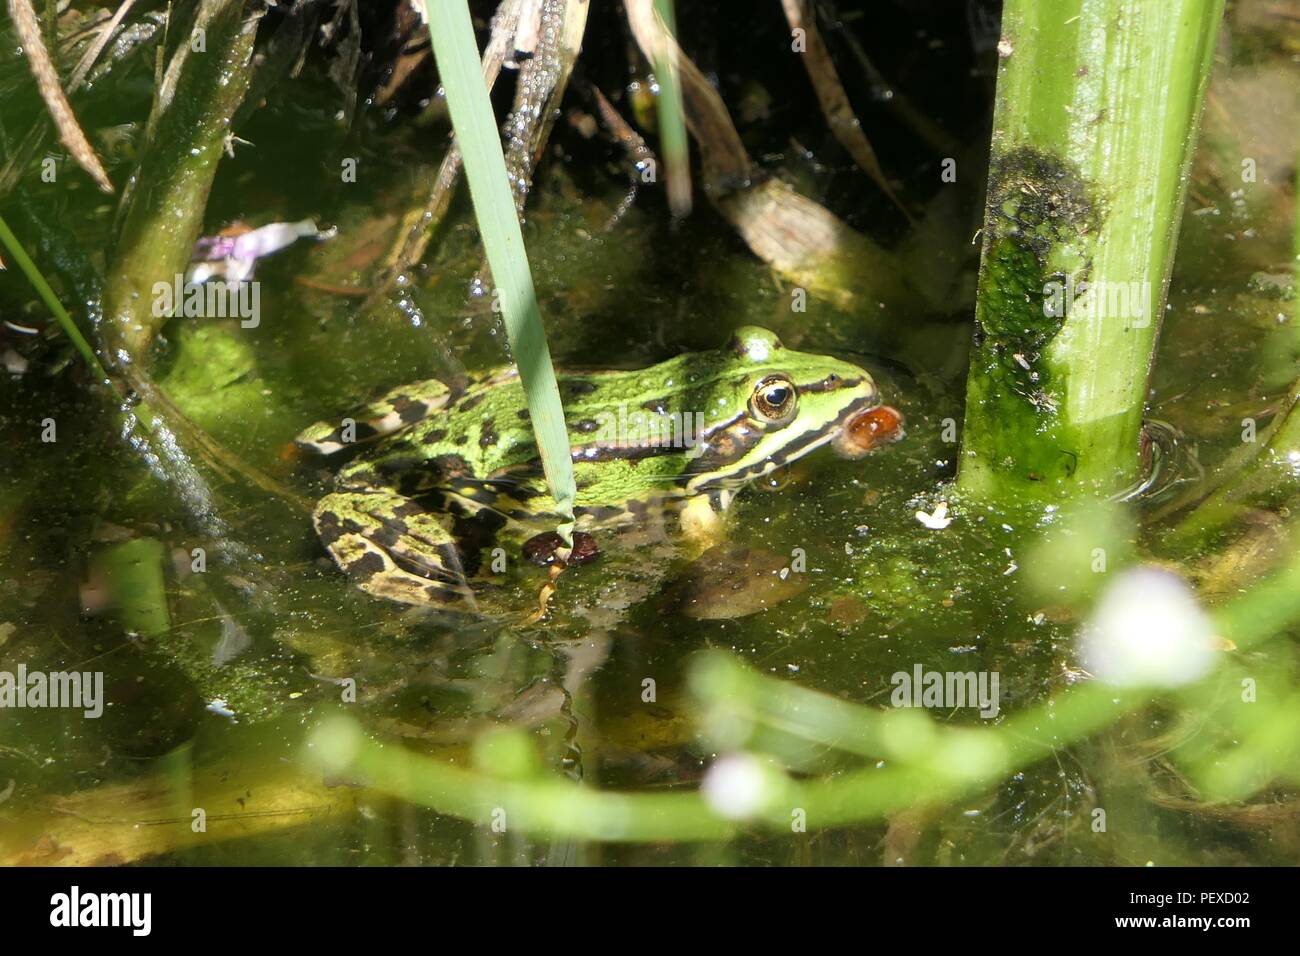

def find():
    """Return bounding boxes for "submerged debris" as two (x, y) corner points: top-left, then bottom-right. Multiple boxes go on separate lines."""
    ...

(189, 219), (334, 284)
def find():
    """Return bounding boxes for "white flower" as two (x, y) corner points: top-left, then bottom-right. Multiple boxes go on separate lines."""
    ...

(1079, 567), (1215, 688)
(701, 753), (773, 820)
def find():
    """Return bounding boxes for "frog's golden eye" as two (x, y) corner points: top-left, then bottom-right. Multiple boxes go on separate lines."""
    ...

(750, 375), (798, 425)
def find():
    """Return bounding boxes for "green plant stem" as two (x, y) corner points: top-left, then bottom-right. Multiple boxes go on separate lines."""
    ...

(101, 0), (258, 362)
(424, 0), (576, 529)
(958, 0), (1224, 500)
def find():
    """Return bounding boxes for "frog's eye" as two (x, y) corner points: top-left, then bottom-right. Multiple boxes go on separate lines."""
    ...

(749, 375), (798, 425)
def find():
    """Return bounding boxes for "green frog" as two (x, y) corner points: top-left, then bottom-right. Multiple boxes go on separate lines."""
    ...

(296, 327), (900, 607)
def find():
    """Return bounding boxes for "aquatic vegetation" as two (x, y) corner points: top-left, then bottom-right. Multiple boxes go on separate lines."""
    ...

(0, 0), (1296, 871)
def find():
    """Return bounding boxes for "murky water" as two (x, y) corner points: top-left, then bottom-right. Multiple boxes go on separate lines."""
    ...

(0, 2), (1297, 866)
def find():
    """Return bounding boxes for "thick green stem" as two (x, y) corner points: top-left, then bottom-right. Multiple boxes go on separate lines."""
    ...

(958, 0), (1224, 500)
(101, 0), (258, 363)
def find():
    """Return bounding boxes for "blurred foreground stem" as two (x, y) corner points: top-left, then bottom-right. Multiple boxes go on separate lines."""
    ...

(310, 532), (1300, 842)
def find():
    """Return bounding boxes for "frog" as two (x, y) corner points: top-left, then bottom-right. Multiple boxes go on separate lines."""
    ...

(295, 327), (901, 607)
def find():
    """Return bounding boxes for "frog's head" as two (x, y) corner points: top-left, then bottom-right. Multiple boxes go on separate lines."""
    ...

(684, 327), (903, 492)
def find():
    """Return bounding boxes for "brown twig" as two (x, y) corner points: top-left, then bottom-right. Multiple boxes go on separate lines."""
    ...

(7, 0), (114, 192)
(582, 81), (658, 230)
(818, 0), (961, 157)
(780, 0), (911, 221)
(363, 0), (526, 314)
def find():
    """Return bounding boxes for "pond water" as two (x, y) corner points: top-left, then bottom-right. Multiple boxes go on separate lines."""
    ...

(0, 1), (1297, 866)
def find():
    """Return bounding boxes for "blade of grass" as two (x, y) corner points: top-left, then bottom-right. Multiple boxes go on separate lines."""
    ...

(424, 0), (576, 532)
(650, 0), (691, 217)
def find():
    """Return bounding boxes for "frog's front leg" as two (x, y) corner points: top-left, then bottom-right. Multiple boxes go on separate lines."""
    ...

(677, 489), (735, 551)
(313, 490), (475, 607)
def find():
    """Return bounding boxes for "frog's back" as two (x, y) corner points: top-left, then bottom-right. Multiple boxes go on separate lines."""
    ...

(387, 369), (540, 479)
(394, 354), (733, 475)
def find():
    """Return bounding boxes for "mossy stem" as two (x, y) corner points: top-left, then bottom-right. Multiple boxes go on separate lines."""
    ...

(958, 0), (1225, 501)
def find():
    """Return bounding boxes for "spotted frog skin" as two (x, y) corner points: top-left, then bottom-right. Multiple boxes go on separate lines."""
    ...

(296, 327), (890, 606)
